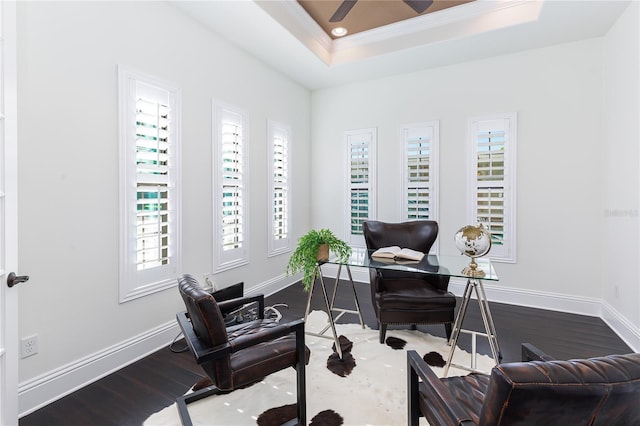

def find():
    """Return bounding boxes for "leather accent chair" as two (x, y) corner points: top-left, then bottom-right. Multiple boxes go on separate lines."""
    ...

(176, 274), (309, 426)
(407, 344), (640, 426)
(363, 220), (456, 343)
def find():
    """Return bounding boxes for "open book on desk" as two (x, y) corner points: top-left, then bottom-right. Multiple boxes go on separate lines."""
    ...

(371, 246), (425, 262)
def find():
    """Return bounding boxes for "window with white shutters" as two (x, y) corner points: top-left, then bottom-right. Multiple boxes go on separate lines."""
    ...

(468, 113), (517, 262)
(268, 120), (291, 257)
(213, 101), (249, 271)
(345, 128), (377, 247)
(402, 122), (439, 225)
(118, 66), (182, 302)
(136, 98), (170, 271)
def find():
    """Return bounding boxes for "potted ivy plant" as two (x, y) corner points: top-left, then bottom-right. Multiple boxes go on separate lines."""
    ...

(286, 228), (351, 291)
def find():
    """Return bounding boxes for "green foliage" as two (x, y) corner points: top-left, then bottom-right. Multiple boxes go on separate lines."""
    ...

(285, 229), (351, 291)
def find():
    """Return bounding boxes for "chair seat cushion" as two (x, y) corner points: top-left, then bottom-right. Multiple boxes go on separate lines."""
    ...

(225, 319), (310, 389)
(419, 373), (489, 425)
(377, 279), (456, 309)
(230, 334), (302, 388)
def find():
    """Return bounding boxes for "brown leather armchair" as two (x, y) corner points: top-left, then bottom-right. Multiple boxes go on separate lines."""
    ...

(407, 344), (640, 426)
(363, 220), (456, 343)
(176, 274), (309, 426)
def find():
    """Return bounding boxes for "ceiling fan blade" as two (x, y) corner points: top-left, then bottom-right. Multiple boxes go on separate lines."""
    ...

(403, 0), (434, 14)
(329, 0), (358, 22)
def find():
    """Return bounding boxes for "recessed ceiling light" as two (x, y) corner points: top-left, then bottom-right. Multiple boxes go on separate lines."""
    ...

(331, 27), (348, 37)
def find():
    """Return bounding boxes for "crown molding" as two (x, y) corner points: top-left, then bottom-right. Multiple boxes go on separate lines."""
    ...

(335, 0), (537, 47)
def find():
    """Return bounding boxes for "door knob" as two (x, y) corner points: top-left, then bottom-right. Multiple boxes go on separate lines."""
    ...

(7, 272), (29, 288)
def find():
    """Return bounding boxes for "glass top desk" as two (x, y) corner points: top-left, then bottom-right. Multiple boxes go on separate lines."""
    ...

(304, 247), (500, 375)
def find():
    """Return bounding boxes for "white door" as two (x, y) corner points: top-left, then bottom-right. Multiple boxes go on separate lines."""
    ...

(1, 2), (20, 425)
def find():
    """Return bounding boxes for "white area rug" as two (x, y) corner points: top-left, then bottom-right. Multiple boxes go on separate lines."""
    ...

(144, 311), (494, 425)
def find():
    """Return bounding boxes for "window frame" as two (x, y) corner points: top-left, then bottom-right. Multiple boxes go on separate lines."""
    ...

(212, 100), (249, 272)
(344, 127), (377, 247)
(267, 119), (292, 257)
(118, 65), (182, 303)
(467, 112), (517, 263)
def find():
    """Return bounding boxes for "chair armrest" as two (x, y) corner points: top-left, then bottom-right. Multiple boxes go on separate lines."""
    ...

(217, 294), (265, 319)
(230, 319), (305, 352)
(521, 343), (555, 362)
(370, 268), (385, 292)
(176, 311), (232, 364)
(407, 351), (475, 426)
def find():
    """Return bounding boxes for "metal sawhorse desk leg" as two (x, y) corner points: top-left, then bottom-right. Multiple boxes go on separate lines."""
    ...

(303, 263), (364, 359)
(443, 277), (501, 377)
(328, 264), (365, 328)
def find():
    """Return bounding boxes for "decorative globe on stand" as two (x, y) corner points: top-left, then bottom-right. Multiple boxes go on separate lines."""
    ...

(454, 224), (492, 277)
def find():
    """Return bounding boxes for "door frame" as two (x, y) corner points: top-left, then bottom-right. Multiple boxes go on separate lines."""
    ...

(1, 1), (20, 424)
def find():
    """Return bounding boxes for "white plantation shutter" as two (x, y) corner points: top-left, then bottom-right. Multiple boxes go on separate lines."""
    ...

(345, 128), (377, 246)
(350, 140), (369, 234)
(402, 122), (439, 227)
(119, 67), (182, 303)
(135, 98), (171, 270)
(468, 114), (516, 262)
(476, 125), (505, 247)
(476, 188), (505, 246)
(268, 120), (291, 256)
(221, 112), (244, 251)
(213, 102), (249, 271)
(272, 128), (287, 239)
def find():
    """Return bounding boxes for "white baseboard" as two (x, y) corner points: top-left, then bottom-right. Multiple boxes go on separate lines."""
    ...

(18, 274), (295, 418)
(19, 271), (639, 417)
(447, 277), (603, 317)
(320, 264), (370, 284)
(601, 301), (640, 352)
(321, 264), (639, 352)
(18, 320), (180, 417)
(245, 273), (296, 298)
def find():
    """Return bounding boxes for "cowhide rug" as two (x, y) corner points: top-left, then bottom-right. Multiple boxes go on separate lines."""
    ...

(144, 310), (494, 426)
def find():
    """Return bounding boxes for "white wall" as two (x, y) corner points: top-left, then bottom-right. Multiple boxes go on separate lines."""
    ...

(16, 1), (311, 414)
(601, 2), (640, 350)
(312, 38), (606, 304)
(14, 0), (639, 417)
(312, 7), (640, 350)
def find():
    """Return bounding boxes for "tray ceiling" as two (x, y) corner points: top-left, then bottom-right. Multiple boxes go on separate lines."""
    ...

(298, 0), (474, 38)
(171, 1), (631, 90)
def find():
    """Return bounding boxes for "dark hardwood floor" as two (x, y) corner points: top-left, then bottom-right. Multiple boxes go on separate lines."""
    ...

(20, 280), (632, 425)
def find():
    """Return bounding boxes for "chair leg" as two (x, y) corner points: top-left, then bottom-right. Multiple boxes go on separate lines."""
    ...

(379, 323), (387, 343)
(295, 323), (307, 425)
(177, 385), (224, 426)
(407, 353), (420, 426)
(176, 394), (193, 426)
(295, 360), (307, 425)
(445, 322), (453, 341)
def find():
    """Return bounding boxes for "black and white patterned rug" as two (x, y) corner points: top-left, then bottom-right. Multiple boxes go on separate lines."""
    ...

(145, 310), (494, 425)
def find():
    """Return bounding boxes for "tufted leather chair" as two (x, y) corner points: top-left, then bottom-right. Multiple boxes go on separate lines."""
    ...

(407, 344), (640, 426)
(363, 220), (456, 343)
(176, 274), (310, 426)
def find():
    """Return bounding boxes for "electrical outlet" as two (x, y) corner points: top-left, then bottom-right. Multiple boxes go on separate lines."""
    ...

(21, 334), (38, 358)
